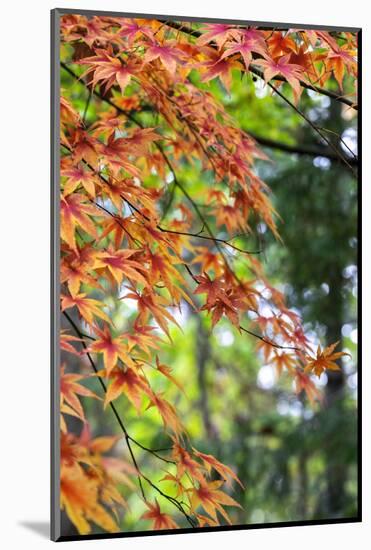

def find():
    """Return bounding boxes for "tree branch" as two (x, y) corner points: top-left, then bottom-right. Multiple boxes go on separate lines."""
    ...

(247, 131), (358, 165)
(264, 79), (357, 176)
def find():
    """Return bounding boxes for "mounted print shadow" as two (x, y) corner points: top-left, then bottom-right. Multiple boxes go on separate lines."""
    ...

(51, 8), (360, 542)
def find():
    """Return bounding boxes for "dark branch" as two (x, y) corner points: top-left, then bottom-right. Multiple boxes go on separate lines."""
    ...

(247, 131), (358, 165)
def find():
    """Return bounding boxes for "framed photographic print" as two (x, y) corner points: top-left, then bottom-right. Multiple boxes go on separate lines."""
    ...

(51, 8), (361, 542)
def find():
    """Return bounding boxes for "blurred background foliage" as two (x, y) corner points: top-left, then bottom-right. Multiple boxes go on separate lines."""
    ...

(60, 38), (358, 533)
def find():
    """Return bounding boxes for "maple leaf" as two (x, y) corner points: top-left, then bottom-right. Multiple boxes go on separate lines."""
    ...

(61, 165), (97, 197)
(288, 45), (323, 82)
(194, 274), (242, 328)
(197, 24), (240, 49)
(193, 449), (244, 488)
(60, 193), (101, 252)
(267, 31), (297, 57)
(304, 341), (350, 377)
(98, 129), (160, 176)
(172, 441), (206, 483)
(189, 480), (242, 524)
(93, 247), (147, 287)
(326, 45), (356, 89)
(160, 471), (186, 498)
(123, 323), (162, 357)
(258, 54), (305, 103)
(60, 431), (89, 467)
(87, 324), (135, 375)
(213, 203), (247, 234)
(61, 293), (111, 326)
(60, 259), (99, 297)
(197, 514), (219, 527)
(61, 244), (100, 296)
(144, 42), (182, 75)
(155, 356), (184, 392)
(197, 283), (242, 329)
(60, 331), (82, 356)
(99, 216), (129, 249)
(141, 500), (179, 530)
(90, 115), (124, 141)
(103, 366), (151, 411)
(60, 96), (81, 126)
(102, 456), (137, 490)
(192, 247), (224, 276)
(194, 273), (225, 307)
(60, 423), (127, 532)
(61, 365), (100, 422)
(123, 288), (181, 338)
(71, 129), (100, 166)
(221, 29), (267, 69)
(295, 369), (321, 404)
(61, 463), (119, 534)
(148, 250), (184, 287)
(270, 350), (296, 375)
(114, 18), (154, 46)
(146, 393), (183, 435)
(147, 249), (193, 308)
(201, 51), (242, 91)
(77, 49), (140, 93)
(122, 127), (161, 156)
(97, 138), (142, 178)
(77, 423), (121, 455)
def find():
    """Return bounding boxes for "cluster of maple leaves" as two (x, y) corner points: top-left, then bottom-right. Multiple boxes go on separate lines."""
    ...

(59, 14), (356, 535)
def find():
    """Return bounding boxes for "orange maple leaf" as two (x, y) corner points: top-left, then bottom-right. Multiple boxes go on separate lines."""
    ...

(124, 323), (162, 357)
(304, 341), (350, 377)
(61, 293), (110, 326)
(189, 480), (242, 524)
(295, 369), (321, 404)
(77, 49), (140, 93)
(221, 29), (267, 69)
(172, 441), (206, 483)
(123, 288), (181, 338)
(258, 54), (305, 103)
(103, 366), (151, 411)
(270, 350), (296, 375)
(93, 247), (147, 287)
(146, 393), (183, 435)
(61, 365), (100, 423)
(60, 193), (101, 252)
(197, 24), (240, 49)
(201, 51), (242, 91)
(193, 449), (244, 488)
(60, 331), (82, 356)
(141, 500), (179, 530)
(326, 45), (356, 89)
(61, 165), (97, 197)
(155, 356), (184, 392)
(144, 42), (183, 75)
(87, 324), (135, 375)
(61, 463), (119, 535)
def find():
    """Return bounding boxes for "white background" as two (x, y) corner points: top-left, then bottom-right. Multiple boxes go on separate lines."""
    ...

(0, 0), (368, 548)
